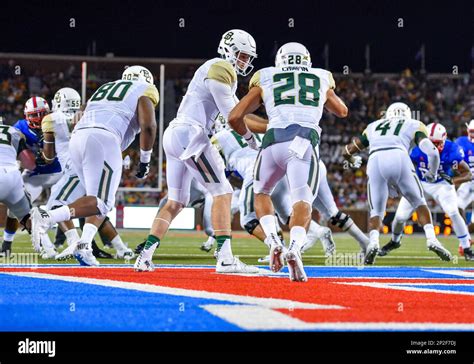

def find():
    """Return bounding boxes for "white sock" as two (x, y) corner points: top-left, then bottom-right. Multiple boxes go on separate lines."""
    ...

(111, 234), (127, 250)
(218, 238), (233, 260)
(48, 206), (71, 224)
(449, 213), (470, 248)
(347, 223), (370, 248)
(260, 215), (278, 237)
(40, 233), (55, 250)
(290, 226), (306, 250)
(423, 224), (436, 241)
(391, 218), (405, 243)
(369, 230), (380, 246)
(64, 229), (80, 246)
(80, 223), (98, 250)
(3, 230), (16, 242)
(302, 220), (323, 252)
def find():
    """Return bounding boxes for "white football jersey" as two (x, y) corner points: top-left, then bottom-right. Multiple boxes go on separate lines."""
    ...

(171, 58), (238, 133)
(249, 65), (335, 131)
(78, 80), (159, 147)
(0, 125), (25, 167)
(211, 129), (259, 180)
(363, 117), (428, 153)
(42, 110), (75, 169)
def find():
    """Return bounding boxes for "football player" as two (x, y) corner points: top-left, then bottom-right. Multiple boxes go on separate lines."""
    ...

(381, 123), (474, 260)
(40, 87), (134, 261)
(1, 97), (62, 258)
(228, 42), (348, 281)
(31, 65), (158, 266)
(134, 30), (259, 274)
(0, 122), (36, 257)
(343, 102), (452, 265)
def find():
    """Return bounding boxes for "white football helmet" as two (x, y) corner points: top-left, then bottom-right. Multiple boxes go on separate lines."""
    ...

(24, 96), (50, 129)
(465, 119), (474, 143)
(385, 102), (412, 119)
(52, 87), (81, 115)
(426, 122), (447, 152)
(122, 65), (154, 84)
(275, 42), (312, 68)
(217, 29), (257, 77)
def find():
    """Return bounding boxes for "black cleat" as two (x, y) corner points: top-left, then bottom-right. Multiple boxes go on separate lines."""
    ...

(464, 248), (474, 261)
(91, 240), (113, 259)
(134, 240), (146, 255)
(0, 240), (12, 257)
(378, 239), (401, 256)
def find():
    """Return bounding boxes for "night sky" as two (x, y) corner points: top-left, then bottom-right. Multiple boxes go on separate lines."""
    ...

(1, 0), (472, 72)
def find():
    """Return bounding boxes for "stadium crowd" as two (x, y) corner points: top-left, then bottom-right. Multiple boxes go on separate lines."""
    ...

(1, 60), (473, 209)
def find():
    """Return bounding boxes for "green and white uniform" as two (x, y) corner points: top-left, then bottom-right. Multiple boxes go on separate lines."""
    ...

(250, 65), (335, 204)
(72, 79), (159, 215)
(363, 117), (428, 217)
(0, 125), (31, 219)
(164, 58), (236, 204)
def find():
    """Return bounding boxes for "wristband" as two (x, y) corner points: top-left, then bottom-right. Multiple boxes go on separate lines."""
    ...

(140, 149), (152, 163)
(243, 130), (253, 141)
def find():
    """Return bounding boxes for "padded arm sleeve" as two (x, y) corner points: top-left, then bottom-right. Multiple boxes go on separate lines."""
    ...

(419, 137), (440, 175)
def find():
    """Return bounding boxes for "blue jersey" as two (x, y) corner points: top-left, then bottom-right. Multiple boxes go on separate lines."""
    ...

(455, 136), (474, 175)
(13, 119), (62, 175)
(411, 139), (464, 183)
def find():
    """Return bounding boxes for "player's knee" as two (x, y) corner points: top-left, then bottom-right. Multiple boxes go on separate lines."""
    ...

(290, 186), (313, 206)
(243, 219), (260, 235)
(208, 181), (233, 197)
(166, 199), (185, 215)
(330, 211), (353, 230)
(95, 197), (112, 217)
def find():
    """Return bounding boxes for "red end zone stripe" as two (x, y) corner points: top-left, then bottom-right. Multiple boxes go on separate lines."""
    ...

(2, 268), (474, 325)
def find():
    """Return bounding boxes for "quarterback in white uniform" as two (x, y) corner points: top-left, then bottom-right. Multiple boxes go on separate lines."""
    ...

(229, 42), (349, 282)
(343, 102), (452, 264)
(31, 65), (159, 266)
(134, 29), (260, 274)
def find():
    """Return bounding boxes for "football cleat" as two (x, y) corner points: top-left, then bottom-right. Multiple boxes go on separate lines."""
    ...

(92, 240), (113, 259)
(134, 253), (155, 272)
(364, 242), (379, 265)
(134, 240), (146, 255)
(115, 247), (135, 260)
(267, 233), (285, 273)
(216, 256), (260, 274)
(378, 239), (401, 256)
(463, 248), (474, 261)
(285, 244), (307, 282)
(200, 236), (215, 253)
(55, 243), (77, 261)
(30, 207), (54, 252)
(0, 240), (12, 257)
(427, 240), (452, 262)
(74, 249), (100, 266)
(40, 245), (57, 260)
(319, 227), (336, 257)
(459, 240), (473, 256)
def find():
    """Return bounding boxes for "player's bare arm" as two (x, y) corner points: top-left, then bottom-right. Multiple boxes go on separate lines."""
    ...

(137, 96), (157, 152)
(452, 160), (472, 186)
(342, 135), (366, 168)
(325, 89), (348, 118)
(228, 86), (262, 136)
(42, 132), (56, 164)
(244, 113), (268, 134)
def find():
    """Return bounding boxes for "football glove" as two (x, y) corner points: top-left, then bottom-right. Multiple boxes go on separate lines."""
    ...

(423, 170), (437, 183)
(245, 134), (259, 150)
(135, 162), (150, 179)
(349, 155), (362, 169)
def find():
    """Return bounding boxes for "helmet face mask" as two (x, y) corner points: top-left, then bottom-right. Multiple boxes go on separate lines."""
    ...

(218, 29), (257, 77)
(24, 97), (50, 129)
(122, 65), (154, 84)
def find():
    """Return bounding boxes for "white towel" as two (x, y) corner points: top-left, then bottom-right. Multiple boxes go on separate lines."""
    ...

(179, 127), (209, 161)
(288, 136), (311, 159)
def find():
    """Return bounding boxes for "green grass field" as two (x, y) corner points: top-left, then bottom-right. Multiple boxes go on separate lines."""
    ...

(2, 229), (473, 267)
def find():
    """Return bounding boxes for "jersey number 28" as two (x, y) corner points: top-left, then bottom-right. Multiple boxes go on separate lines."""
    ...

(273, 72), (320, 107)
